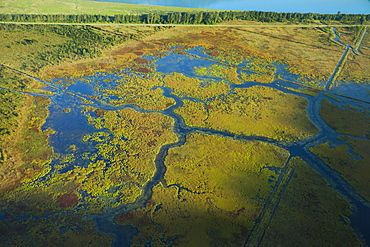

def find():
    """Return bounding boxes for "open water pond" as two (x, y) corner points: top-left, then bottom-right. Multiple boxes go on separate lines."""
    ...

(92, 0), (370, 14)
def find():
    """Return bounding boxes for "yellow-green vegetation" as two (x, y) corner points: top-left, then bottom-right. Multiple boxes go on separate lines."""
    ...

(335, 28), (369, 83)
(320, 99), (370, 137)
(162, 72), (230, 100)
(45, 25), (343, 92)
(363, 29), (370, 47)
(1, 169), (113, 245)
(0, 93), (109, 245)
(175, 99), (208, 126)
(0, 0), (201, 15)
(246, 157), (295, 246)
(0, 23), (134, 74)
(239, 70), (274, 84)
(137, 26), (342, 90)
(336, 26), (360, 46)
(115, 133), (290, 246)
(106, 74), (175, 111)
(0, 92), (53, 192)
(260, 157), (360, 246)
(43, 26), (170, 79)
(0, 25), (69, 72)
(85, 107), (177, 187)
(194, 64), (245, 84)
(361, 30), (370, 55)
(233, 26), (342, 82)
(0, 24), (172, 79)
(310, 139), (370, 202)
(0, 107), (177, 243)
(338, 52), (370, 83)
(0, 21), (368, 247)
(176, 86), (317, 141)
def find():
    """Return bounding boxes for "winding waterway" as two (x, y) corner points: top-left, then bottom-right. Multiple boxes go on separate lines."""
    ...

(1, 29), (370, 246)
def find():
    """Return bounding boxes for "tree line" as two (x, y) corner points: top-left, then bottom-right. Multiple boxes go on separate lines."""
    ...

(0, 11), (368, 24)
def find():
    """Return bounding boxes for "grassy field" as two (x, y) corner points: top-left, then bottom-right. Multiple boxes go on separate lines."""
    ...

(0, 0), (207, 14)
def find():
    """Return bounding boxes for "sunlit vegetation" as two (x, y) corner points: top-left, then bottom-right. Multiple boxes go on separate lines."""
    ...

(84, 107), (177, 187)
(44, 26), (172, 79)
(338, 52), (370, 83)
(260, 157), (360, 246)
(162, 72), (230, 100)
(115, 133), (290, 246)
(176, 86), (317, 141)
(0, 19), (369, 247)
(320, 99), (370, 138)
(105, 74), (176, 111)
(154, 26), (343, 88)
(362, 30), (370, 56)
(310, 139), (370, 202)
(174, 99), (208, 126)
(234, 27), (342, 83)
(0, 23), (160, 75)
(335, 26), (361, 46)
(0, 106), (177, 245)
(0, 91), (53, 192)
(194, 64), (244, 84)
(239, 70), (274, 84)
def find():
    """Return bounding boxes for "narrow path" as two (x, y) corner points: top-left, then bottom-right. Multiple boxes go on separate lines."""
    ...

(353, 27), (367, 54)
(244, 156), (295, 247)
(325, 46), (350, 91)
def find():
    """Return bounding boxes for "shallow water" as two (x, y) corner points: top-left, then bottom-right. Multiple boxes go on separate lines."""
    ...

(92, 0), (370, 14)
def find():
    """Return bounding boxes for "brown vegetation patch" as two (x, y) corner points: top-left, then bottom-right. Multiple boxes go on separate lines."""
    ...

(58, 193), (79, 208)
(207, 52), (219, 56)
(147, 140), (157, 147)
(134, 58), (149, 64)
(95, 109), (107, 117)
(361, 48), (370, 56)
(125, 99), (136, 104)
(33, 164), (42, 170)
(16, 203), (28, 212)
(136, 68), (151, 73)
(112, 47), (134, 56)
(29, 126), (39, 133)
(152, 130), (163, 137)
(115, 211), (135, 222)
(1, 179), (22, 192)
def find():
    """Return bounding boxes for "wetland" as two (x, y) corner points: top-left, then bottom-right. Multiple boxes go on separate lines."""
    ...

(0, 22), (370, 246)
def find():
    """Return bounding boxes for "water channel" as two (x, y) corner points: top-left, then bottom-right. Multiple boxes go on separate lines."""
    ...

(1, 33), (370, 246)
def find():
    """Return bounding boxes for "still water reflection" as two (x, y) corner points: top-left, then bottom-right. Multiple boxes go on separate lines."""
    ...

(92, 0), (370, 14)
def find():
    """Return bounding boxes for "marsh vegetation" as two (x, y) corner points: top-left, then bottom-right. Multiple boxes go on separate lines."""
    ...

(0, 20), (369, 247)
